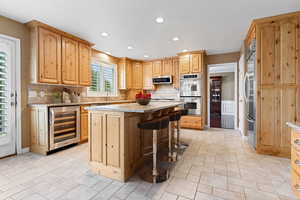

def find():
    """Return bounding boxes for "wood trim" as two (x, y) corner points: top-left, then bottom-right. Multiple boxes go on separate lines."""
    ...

(26, 20), (94, 46)
(177, 50), (206, 56)
(253, 11), (300, 25)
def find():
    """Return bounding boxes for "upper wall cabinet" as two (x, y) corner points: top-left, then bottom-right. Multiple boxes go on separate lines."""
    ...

(27, 20), (93, 86)
(79, 43), (91, 86)
(38, 28), (62, 84)
(132, 62), (143, 89)
(143, 61), (154, 90)
(162, 58), (173, 75)
(62, 37), (78, 85)
(152, 60), (162, 77)
(178, 51), (205, 74)
(118, 58), (132, 90)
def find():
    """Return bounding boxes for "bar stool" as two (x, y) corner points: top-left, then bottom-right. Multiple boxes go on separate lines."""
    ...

(138, 116), (170, 183)
(175, 109), (189, 151)
(168, 111), (181, 161)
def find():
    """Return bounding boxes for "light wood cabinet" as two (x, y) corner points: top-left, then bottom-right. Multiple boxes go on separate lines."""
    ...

(190, 54), (203, 73)
(179, 55), (190, 74)
(172, 57), (180, 89)
(79, 43), (91, 86)
(89, 111), (143, 181)
(80, 105), (90, 142)
(162, 58), (173, 75)
(118, 58), (132, 90)
(143, 61), (154, 90)
(80, 113), (88, 142)
(152, 60), (162, 77)
(62, 37), (78, 85)
(132, 62), (143, 89)
(27, 20), (93, 86)
(248, 12), (300, 157)
(179, 52), (205, 74)
(180, 116), (203, 130)
(38, 28), (62, 84)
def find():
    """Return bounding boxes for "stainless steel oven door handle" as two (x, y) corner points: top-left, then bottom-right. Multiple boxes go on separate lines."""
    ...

(243, 72), (249, 103)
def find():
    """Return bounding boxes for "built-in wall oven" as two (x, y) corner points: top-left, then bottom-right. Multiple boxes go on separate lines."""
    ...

(180, 73), (202, 115)
(49, 106), (81, 150)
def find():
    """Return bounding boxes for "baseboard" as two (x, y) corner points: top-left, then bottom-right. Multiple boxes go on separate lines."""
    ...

(20, 147), (29, 154)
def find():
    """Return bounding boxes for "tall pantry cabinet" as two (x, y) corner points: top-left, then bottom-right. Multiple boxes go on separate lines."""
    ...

(247, 12), (300, 157)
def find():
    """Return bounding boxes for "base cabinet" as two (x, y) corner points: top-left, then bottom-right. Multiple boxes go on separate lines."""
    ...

(180, 116), (203, 130)
(89, 111), (143, 181)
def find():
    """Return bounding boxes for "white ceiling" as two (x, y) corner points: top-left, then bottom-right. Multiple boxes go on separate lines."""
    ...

(1, 0), (300, 60)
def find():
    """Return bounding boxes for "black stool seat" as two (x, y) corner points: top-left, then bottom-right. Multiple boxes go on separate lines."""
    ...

(138, 116), (169, 130)
(169, 111), (181, 122)
(180, 109), (188, 116)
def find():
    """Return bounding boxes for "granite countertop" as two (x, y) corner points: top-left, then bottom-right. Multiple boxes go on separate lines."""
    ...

(86, 102), (184, 113)
(28, 100), (135, 107)
(286, 122), (300, 132)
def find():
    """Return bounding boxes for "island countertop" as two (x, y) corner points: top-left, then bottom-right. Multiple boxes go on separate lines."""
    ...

(86, 101), (184, 113)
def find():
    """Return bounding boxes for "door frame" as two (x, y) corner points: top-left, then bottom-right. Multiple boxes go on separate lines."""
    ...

(0, 34), (22, 155)
(207, 62), (238, 129)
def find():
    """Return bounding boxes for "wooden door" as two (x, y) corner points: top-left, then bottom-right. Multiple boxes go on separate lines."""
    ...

(179, 55), (190, 74)
(80, 113), (88, 142)
(152, 60), (162, 77)
(62, 37), (78, 85)
(90, 112), (105, 162)
(143, 61), (153, 90)
(79, 43), (91, 86)
(105, 114), (121, 168)
(38, 27), (61, 83)
(172, 58), (180, 89)
(162, 58), (173, 75)
(191, 54), (202, 73)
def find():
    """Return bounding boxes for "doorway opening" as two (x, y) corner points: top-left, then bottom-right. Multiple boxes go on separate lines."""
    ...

(208, 63), (238, 129)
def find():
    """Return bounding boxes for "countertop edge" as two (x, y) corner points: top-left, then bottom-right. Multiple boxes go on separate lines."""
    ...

(286, 122), (300, 132)
(28, 100), (135, 107)
(86, 102), (184, 113)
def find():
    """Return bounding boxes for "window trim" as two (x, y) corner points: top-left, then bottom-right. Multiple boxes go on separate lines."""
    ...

(87, 60), (118, 97)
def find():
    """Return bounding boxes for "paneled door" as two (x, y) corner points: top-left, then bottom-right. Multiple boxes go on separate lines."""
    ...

(0, 35), (17, 158)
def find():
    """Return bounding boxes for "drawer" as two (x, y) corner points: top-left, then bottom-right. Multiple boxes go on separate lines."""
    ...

(291, 129), (300, 151)
(180, 116), (203, 130)
(291, 169), (300, 199)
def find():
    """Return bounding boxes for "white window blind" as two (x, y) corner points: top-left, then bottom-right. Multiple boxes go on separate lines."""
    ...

(88, 62), (117, 97)
(0, 51), (8, 137)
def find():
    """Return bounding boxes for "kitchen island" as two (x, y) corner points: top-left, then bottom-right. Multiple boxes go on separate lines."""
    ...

(86, 102), (183, 181)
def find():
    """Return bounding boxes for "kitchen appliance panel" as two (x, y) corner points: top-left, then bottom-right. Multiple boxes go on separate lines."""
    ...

(49, 106), (81, 150)
(180, 73), (202, 97)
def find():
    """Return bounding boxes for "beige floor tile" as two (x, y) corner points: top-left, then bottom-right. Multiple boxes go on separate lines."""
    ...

(160, 192), (178, 200)
(165, 178), (197, 199)
(213, 188), (244, 200)
(196, 183), (213, 194)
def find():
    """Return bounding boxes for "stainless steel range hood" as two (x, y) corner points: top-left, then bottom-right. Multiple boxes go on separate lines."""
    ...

(152, 76), (172, 85)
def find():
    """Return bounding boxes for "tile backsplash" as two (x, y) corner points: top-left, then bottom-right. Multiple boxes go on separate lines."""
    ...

(150, 85), (180, 100)
(28, 84), (127, 104)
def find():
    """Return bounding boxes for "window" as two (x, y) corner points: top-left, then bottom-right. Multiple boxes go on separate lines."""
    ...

(88, 61), (117, 97)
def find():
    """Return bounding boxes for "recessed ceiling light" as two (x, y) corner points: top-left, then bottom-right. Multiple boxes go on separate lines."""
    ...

(182, 49), (188, 52)
(101, 32), (109, 37)
(144, 55), (149, 58)
(127, 46), (133, 50)
(172, 37), (179, 41)
(155, 17), (164, 24)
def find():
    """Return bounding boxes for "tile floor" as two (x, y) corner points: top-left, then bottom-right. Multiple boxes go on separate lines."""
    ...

(0, 128), (298, 200)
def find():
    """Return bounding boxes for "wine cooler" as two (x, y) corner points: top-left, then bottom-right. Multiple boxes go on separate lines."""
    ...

(49, 106), (80, 150)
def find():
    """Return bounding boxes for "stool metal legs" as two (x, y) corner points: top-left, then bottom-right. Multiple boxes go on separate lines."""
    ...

(176, 121), (188, 151)
(152, 130), (158, 183)
(168, 123), (172, 158)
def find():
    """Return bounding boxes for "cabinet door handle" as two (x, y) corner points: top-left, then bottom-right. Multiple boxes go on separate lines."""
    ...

(294, 139), (300, 146)
(294, 184), (300, 192)
(295, 160), (300, 166)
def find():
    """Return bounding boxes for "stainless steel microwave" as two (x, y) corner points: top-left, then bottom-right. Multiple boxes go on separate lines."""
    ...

(152, 76), (172, 85)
